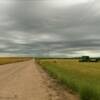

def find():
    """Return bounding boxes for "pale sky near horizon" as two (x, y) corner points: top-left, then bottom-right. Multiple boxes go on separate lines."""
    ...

(0, 0), (100, 57)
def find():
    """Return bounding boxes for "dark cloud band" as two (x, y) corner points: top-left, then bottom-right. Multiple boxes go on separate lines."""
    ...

(0, 0), (100, 57)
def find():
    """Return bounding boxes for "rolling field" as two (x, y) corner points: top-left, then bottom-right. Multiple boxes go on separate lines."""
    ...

(37, 59), (100, 100)
(0, 57), (32, 65)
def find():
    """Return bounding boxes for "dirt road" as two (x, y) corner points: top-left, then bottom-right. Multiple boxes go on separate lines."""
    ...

(0, 60), (79, 100)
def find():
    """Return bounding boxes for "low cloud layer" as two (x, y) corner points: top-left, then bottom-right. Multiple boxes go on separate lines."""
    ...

(0, 0), (100, 57)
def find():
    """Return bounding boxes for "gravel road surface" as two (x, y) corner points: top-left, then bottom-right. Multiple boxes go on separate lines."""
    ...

(0, 60), (79, 100)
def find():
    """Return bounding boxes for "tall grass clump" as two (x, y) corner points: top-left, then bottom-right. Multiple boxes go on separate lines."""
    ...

(80, 85), (99, 100)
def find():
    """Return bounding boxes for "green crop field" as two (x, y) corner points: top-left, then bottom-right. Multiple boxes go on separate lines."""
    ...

(37, 59), (100, 100)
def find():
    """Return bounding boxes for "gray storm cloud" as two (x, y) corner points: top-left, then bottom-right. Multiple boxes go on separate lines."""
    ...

(0, 0), (100, 57)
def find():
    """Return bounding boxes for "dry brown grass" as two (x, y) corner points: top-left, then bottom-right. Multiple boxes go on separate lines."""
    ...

(0, 57), (32, 65)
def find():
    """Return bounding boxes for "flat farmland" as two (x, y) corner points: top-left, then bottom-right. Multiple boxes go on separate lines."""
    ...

(0, 57), (32, 65)
(37, 59), (100, 100)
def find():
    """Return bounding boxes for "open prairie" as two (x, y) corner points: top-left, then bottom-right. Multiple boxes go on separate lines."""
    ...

(37, 59), (100, 100)
(0, 57), (32, 65)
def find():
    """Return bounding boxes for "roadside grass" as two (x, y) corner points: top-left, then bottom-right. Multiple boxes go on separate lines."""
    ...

(0, 57), (32, 65)
(36, 59), (100, 100)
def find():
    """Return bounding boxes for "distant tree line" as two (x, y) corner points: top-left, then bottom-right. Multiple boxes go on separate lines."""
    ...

(79, 56), (100, 62)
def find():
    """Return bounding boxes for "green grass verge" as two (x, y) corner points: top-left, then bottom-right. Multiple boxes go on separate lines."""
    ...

(36, 59), (100, 100)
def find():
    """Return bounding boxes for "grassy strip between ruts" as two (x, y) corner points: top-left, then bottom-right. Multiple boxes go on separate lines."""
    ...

(36, 59), (100, 100)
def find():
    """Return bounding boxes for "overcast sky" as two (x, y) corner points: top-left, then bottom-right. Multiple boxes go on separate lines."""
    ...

(0, 0), (100, 57)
